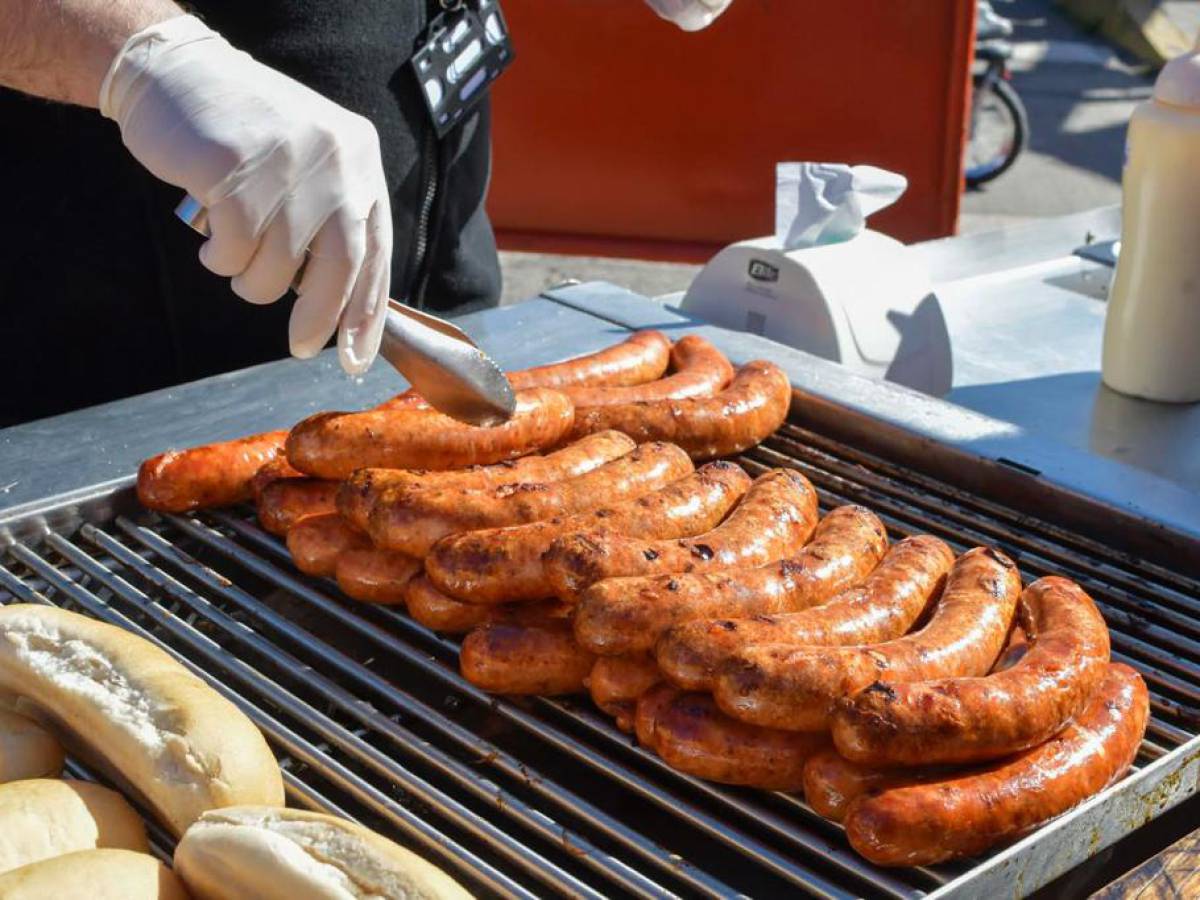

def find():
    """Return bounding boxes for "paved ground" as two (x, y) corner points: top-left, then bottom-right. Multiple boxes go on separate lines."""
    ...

(959, 0), (1157, 232)
(499, 0), (1172, 303)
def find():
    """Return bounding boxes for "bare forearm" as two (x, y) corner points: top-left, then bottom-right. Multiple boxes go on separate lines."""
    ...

(0, 0), (184, 107)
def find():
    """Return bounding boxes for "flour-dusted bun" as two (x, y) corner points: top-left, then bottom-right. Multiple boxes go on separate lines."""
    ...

(0, 708), (64, 782)
(175, 806), (472, 900)
(0, 605), (284, 836)
(0, 848), (189, 899)
(0, 778), (148, 875)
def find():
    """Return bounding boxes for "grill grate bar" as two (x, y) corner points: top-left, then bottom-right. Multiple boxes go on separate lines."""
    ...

(74, 526), (721, 898)
(771, 424), (1200, 598)
(2, 403), (1196, 900)
(2, 545), (542, 900)
(193, 510), (925, 899)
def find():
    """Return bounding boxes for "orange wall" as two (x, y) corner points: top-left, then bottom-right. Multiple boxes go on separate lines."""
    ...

(488, 0), (975, 262)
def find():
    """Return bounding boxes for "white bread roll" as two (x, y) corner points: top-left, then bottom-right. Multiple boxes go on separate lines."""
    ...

(0, 708), (64, 782)
(0, 848), (189, 899)
(174, 806), (472, 900)
(0, 605), (284, 836)
(0, 779), (148, 875)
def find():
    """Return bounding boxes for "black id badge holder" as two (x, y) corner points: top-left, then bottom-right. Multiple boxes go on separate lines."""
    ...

(412, 0), (515, 138)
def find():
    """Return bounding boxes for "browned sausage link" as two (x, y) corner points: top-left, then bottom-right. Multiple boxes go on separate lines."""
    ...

(832, 576), (1110, 767)
(375, 332), (673, 412)
(286, 387), (575, 480)
(509, 331), (671, 390)
(801, 621), (1034, 823)
(257, 479), (340, 536)
(568, 361), (792, 460)
(250, 456), (307, 501)
(635, 682), (684, 749)
(545, 469), (818, 600)
(845, 663), (1148, 867)
(649, 691), (828, 791)
(716, 547), (1022, 732)
(334, 548), (422, 605)
(285, 514), (370, 577)
(424, 461), (750, 604)
(562, 335), (733, 408)
(802, 750), (909, 823)
(404, 575), (570, 634)
(138, 390), (427, 514)
(137, 430), (290, 512)
(655, 535), (954, 691)
(573, 505), (889, 657)
(336, 431), (637, 531)
(369, 441), (694, 557)
(460, 620), (597, 695)
(587, 654), (663, 731)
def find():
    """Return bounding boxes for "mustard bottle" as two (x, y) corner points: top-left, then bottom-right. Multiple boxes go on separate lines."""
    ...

(1102, 50), (1200, 403)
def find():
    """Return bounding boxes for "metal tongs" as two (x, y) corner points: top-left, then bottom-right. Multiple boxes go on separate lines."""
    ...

(175, 196), (516, 426)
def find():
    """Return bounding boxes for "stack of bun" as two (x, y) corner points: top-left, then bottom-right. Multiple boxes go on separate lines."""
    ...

(0, 605), (469, 898)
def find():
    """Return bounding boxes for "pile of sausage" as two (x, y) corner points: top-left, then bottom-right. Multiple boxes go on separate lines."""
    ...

(134, 330), (1148, 871)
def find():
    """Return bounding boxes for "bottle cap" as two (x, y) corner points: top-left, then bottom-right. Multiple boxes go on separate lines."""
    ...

(1154, 50), (1200, 109)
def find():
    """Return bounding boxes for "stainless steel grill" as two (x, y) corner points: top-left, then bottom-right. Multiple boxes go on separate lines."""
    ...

(1, 417), (1198, 898)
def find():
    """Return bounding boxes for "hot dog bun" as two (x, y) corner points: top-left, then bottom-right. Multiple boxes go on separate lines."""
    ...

(0, 779), (148, 875)
(0, 848), (189, 899)
(0, 605), (284, 836)
(174, 806), (471, 900)
(0, 708), (64, 782)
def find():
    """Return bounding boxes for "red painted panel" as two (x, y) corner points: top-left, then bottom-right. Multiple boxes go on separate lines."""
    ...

(488, 0), (974, 262)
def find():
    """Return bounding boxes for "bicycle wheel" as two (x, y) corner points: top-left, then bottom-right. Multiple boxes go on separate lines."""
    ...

(965, 74), (1028, 187)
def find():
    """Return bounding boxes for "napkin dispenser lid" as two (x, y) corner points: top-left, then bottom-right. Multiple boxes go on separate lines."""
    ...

(679, 229), (952, 396)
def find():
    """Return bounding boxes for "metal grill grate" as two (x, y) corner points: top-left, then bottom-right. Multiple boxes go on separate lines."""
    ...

(0, 419), (1197, 898)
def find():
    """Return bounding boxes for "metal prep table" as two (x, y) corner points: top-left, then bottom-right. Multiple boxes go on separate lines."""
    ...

(0, 211), (1198, 898)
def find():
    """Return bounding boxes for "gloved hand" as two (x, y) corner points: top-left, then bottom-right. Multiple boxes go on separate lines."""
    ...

(99, 15), (391, 375)
(644, 0), (733, 31)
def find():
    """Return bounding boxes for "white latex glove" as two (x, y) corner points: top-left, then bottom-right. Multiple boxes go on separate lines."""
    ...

(644, 0), (733, 31)
(99, 15), (391, 375)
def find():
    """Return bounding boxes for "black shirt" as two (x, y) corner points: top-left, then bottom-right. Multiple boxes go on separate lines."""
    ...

(0, 0), (500, 425)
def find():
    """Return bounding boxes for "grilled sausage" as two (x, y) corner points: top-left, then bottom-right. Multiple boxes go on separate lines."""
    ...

(656, 535), (954, 691)
(508, 330), (671, 390)
(138, 430), (290, 513)
(460, 620), (596, 695)
(648, 691), (828, 791)
(135, 333), (664, 514)
(337, 431), (636, 531)
(568, 361), (792, 460)
(285, 514), (369, 577)
(845, 663), (1148, 867)
(404, 576), (569, 634)
(545, 469), (819, 600)
(249, 456), (307, 500)
(832, 576), (1110, 767)
(801, 622), (1033, 823)
(369, 442), (694, 557)
(425, 461), (750, 604)
(573, 505), (889, 656)
(587, 654), (662, 731)
(257, 479), (340, 535)
(563, 335), (732, 408)
(803, 750), (909, 823)
(287, 387), (575, 480)
(334, 549), (422, 605)
(635, 683), (684, 749)
(716, 547), (1022, 731)
(137, 392), (428, 514)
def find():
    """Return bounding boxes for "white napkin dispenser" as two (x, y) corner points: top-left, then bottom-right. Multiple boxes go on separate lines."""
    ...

(679, 229), (952, 396)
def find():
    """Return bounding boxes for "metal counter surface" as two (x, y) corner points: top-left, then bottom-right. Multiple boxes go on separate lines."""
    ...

(1, 274), (1197, 549)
